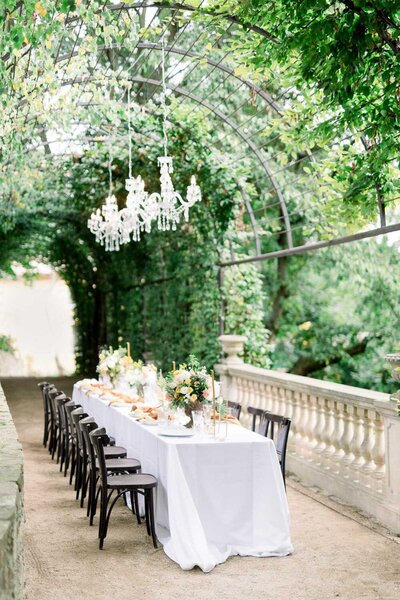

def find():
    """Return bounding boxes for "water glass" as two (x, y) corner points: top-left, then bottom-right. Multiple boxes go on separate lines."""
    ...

(192, 410), (204, 436)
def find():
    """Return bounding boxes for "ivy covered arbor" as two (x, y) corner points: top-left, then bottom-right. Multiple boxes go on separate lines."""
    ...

(1, 2), (400, 387)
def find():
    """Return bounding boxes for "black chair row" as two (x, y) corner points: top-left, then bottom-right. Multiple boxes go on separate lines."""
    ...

(228, 400), (291, 487)
(38, 382), (158, 550)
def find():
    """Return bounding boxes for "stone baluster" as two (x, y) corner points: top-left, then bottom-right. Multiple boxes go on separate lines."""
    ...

(360, 408), (376, 489)
(322, 399), (336, 470)
(290, 390), (301, 455)
(296, 392), (309, 458)
(339, 404), (355, 479)
(371, 411), (385, 493)
(351, 405), (365, 483)
(330, 401), (345, 475)
(314, 397), (327, 464)
(244, 377), (252, 411)
(307, 395), (319, 460)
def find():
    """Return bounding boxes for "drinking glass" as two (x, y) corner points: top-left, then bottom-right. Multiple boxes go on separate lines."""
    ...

(202, 404), (212, 436)
(192, 410), (204, 436)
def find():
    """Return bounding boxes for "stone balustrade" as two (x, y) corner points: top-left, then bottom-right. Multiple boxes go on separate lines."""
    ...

(0, 383), (24, 600)
(216, 335), (400, 534)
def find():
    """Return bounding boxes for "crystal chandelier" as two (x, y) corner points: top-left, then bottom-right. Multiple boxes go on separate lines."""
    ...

(121, 36), (201, 239)
(88, 36), (201, 250)
(87, 146), (125, 252)
(149, 37), (201, 232)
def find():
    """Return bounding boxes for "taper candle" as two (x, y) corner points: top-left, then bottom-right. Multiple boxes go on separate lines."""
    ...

(172, 361), (176, 372)
(211, 369), (216, 438)
(127, 341), (131, 358)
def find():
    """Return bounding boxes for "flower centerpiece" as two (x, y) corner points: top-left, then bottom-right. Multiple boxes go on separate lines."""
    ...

(97, 346), (129, 387)
(122, 360), (158, 403)
(165, 355), (219, 425)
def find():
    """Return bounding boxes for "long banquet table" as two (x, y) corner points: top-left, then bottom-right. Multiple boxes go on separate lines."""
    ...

(73, 383), (293, 572)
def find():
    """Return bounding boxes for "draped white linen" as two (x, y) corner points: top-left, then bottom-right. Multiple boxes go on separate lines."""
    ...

(73, 384), (293, 572)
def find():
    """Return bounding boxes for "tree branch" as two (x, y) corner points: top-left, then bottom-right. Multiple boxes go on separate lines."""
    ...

(290, 338), (371, 377)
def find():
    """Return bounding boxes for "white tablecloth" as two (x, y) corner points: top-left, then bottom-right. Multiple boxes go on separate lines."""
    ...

(73, 384), (293, 572)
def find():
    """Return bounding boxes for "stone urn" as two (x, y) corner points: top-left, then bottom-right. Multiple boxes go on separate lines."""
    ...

(218, 334), (247, 364)
(385, 353), (400, 382)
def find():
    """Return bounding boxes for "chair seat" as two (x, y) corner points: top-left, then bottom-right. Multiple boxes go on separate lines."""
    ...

(98, 458), (141, 472)
(107, 473), (157, 490)
(104, 446), (127, 459)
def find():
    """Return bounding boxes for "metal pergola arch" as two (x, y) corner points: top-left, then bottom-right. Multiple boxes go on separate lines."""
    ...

(3, 0), (398, 267)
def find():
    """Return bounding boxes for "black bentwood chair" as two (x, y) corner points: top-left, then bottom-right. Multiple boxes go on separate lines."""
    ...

(90, 427), (158, 550)
(260, 412), (291, 487)
(72, 408), (128, 502)
(227, 401), (242, 420)
(80, 417), (141, 523)
(45, 385), (61, 459)
(247, 406), (268, 433)
(38, 382), (50, 448)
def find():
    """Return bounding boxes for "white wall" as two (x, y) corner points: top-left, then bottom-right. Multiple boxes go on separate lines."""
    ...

(0, 272), (75, 376)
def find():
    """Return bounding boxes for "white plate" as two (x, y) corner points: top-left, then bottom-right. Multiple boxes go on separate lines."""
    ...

(158, 428), (194, 437)
(139, 419), (159, 426)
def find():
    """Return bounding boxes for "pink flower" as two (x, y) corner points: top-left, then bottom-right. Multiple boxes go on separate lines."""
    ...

(202, 390), (209, 398)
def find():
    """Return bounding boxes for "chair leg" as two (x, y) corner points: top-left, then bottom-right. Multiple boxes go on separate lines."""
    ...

(75, 454), (82, 497)
(144, 493), (151, 536)
(81, 470), (90, 508)
(43, 414), (49, 447)
(148, 489), (158, 549)
(98, 488), (108, 549)
(56, 428), (62, 464)
(64, 437), (70, 477)
(52, 426), (58, 460)
(59, 432), (65, 472)
(80, 458), (88, 507)
(87, 468), (94, 517)
(90, 480), (101, 526)
(69, 444), (76, 485)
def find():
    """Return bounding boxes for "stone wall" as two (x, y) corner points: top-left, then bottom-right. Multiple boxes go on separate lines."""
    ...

(0, 384), (24, 600)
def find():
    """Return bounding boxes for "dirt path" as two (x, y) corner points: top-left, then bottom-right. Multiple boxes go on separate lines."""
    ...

(3, 377), (400, 600)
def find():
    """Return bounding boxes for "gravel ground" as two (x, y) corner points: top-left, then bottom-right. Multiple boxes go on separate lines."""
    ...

(3, 377), (400, 600)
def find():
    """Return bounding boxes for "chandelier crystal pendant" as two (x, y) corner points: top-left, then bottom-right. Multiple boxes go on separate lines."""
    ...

(88, 146), (125, 252)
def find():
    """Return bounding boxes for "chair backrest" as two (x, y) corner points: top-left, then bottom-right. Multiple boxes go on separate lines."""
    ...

(79, 417), (97, 465)
(247, 406), (268, 432)
(228, 401), (242, 420)
(262, 412), (291, 477)
(56, 394), (69, 431)
(38, 382), (51, 414)
(89, 427), (108, 485)
(47, 387), (59, 418)
(61, 400), (75, 435)
(65, 402), (81, 439)
(71, 408), (88, 451)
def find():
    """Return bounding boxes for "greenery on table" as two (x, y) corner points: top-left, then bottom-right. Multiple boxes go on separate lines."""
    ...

(0, 2), (399, 391)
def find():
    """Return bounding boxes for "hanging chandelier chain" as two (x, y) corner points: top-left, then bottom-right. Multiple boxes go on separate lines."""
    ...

(161, 34), (169, 157)
(128, 85), (132, 179)
(108, 140), (113, 195)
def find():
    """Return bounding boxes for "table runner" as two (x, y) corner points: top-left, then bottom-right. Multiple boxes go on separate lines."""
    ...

(73, 384), (293, 571)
